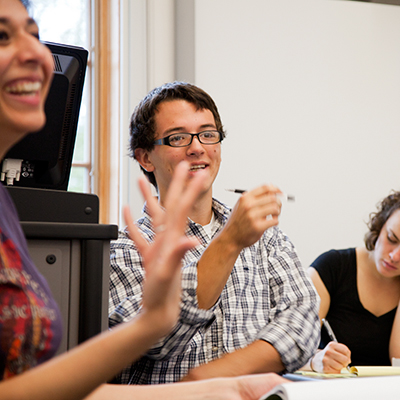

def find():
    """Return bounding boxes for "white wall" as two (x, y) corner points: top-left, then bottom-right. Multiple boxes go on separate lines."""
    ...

(123, 0), (400, 268)
(120, 0), (176, 226)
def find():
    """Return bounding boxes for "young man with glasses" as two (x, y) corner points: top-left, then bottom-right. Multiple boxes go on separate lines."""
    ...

(109, 81), (320, 385)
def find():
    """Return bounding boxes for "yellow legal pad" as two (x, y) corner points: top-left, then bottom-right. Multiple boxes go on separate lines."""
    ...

(344, 366), (400, 377)
(294, 366), (400, 379)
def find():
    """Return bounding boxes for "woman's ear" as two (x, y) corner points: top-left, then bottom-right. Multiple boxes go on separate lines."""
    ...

(134, 148), (155, 172)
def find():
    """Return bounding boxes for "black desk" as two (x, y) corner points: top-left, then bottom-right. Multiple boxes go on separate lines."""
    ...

(22, 221), (118, 355)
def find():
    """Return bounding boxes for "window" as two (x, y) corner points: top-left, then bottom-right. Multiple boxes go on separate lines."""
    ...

(31, 0), (92, 193)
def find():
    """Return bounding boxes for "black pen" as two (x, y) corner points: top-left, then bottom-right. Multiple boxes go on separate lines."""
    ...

(322, 318), (352, 373)
(226, 189), (295, 201)
(226, 189), (246, 194)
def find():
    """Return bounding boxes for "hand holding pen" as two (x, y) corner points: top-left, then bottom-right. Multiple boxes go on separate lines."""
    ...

(226, 188), (295, 202)
(322, 318), (352, 373)
(222, 184), (283, 249)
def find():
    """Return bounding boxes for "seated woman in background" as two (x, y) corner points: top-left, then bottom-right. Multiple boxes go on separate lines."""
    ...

(304, 191), (400, 373)
(0, 0), (286, 398)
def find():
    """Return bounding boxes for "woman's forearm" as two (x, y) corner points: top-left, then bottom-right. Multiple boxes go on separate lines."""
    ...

(85, 373), (288, 400)
(0, 312), (166, 400)
(85, 381), (235, 400)
(389, 301), (400, 358)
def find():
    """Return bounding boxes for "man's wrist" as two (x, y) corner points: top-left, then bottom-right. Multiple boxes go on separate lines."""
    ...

(213, 228), (243, 258)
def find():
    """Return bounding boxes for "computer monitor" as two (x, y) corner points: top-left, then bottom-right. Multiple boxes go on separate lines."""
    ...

(0, 41), (88, 191)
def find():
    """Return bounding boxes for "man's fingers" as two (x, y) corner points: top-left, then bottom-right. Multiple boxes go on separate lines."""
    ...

(250, 184), (282, 198)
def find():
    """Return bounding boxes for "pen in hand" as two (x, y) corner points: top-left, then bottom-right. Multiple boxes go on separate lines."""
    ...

(322, 318), (352, 373)
(226, 189), (295, 201)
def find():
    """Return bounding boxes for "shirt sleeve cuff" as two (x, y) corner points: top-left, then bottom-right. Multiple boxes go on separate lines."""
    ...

(257, 321), (319, 372)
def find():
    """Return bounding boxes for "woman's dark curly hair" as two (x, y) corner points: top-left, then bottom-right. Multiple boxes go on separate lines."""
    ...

(364, 191), (400, 251)
(129, 81), (225, 189)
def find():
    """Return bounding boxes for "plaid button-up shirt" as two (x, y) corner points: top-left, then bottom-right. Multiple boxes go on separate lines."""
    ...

(109, 198), (320, 384)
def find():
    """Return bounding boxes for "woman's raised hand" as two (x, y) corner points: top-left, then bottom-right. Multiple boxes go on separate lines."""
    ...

(123, 161), (206, 336)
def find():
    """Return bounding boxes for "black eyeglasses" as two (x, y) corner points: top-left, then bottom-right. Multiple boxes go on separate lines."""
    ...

(154, 130), (223, 147)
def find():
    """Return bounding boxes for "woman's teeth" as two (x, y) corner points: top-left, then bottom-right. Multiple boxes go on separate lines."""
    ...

(5, 81), (41, 95)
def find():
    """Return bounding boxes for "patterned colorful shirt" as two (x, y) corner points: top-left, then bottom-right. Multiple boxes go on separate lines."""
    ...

(0, 185), (62, 379)
(109, 198), (320, 384)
